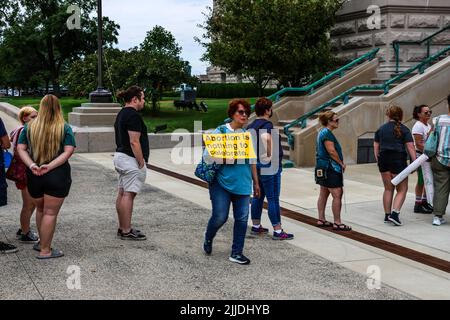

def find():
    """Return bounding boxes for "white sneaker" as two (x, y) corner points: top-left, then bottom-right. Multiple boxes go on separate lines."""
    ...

(432, 217), (447, 226)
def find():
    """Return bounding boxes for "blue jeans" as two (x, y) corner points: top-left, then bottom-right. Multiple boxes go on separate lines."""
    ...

(0, 165), (7, 207)
(251, 169), (282, 227)
(205, 179), (250, 256)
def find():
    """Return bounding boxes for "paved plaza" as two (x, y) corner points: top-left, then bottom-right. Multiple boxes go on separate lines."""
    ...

(0, 154), (412, 300)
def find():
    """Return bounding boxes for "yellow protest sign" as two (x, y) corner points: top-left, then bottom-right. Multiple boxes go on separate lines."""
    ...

(203, 132), (256, 160)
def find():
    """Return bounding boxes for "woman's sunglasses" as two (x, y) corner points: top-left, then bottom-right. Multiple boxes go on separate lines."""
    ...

(424, 111), (432, 115)
(236, 110), (249, 117)
(332, 118), (340, 123)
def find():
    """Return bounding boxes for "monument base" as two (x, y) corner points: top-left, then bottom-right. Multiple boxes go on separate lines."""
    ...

(68, 103), (121, 127)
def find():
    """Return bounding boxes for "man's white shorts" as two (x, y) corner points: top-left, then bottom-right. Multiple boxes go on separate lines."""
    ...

(113, 152), (147, 194)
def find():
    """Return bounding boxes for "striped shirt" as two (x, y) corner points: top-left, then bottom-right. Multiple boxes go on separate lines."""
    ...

(434, 115), (450, 167)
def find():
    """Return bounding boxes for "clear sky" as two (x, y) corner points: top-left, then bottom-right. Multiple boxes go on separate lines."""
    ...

(102, 0), (212, 76)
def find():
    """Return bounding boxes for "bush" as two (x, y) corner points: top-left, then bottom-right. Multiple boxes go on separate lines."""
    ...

(196, 83), (277, 99)
(163, 91), (179, 98)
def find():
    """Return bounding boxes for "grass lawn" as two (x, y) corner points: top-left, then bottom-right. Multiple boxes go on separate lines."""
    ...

(0, 96), (257, 132)
(0, 97), (88, 121)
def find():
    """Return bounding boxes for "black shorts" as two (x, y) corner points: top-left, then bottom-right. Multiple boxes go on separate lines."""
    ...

(317, 168), (343, 189)
(27, 162), (72, 199)
(378, 152), (407, 174)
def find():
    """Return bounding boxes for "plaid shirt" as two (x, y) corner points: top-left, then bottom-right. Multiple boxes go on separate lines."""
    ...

(435, 115), (450, 167)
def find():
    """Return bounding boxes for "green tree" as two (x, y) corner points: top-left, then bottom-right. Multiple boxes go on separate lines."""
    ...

(0, 0), (119, 96)
(197, 0), (344, 92)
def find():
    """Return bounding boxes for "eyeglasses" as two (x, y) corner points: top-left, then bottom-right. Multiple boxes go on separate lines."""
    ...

(332, 118), (340, 123)
(424, 111), (433, 115)
(237, 110), (249, 117)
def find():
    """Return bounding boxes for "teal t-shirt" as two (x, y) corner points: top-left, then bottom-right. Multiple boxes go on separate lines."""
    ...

(213, 124), (255, 196)
(316, 128), (343, 173)
(18, 123), (76, 161)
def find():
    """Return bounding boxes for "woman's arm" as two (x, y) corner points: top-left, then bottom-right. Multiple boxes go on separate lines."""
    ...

(373, 142), (380, 162)
(406, 142), (417, 162)
(39, 146), (75, 175)
(1, 134), (11, 150)
(17, 143), (40, 175)
(413, 134), (424, 152)
(324, 140), (345, 172)
(251, 164), (260, 198)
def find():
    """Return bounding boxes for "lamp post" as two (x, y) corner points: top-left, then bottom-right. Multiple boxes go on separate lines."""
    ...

(89, 0), (112, 103)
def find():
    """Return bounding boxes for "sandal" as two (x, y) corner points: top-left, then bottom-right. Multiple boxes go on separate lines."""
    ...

(36, 248), (64, 260)
(317, 220), (333, 228)
(333, 223), (352, 231)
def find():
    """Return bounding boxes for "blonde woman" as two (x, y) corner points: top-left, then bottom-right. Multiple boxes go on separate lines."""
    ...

(17, 95), (76, 259)
(10, 106), (39, 243)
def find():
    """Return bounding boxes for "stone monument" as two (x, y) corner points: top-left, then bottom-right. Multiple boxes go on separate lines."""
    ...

(68, 0), (121, 153)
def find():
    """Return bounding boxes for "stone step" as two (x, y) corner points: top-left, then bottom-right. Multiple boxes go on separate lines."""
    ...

(72, 107), (122, 114)
(278, 119), (298, 126)
(68, 113), (118, 127)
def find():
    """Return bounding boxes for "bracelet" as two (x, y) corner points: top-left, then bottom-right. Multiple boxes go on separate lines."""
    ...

(29, 163), (37, 170)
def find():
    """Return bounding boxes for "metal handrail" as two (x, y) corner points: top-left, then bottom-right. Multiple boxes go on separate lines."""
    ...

(223, 48), (379, 123)
(284, 44), (450, 149)
(393, 25), (450, 74)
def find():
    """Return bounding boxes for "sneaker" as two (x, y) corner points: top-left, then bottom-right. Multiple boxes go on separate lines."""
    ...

(432, 216), (447, 226)
(414, 204), (433, 214)
(18, 231), (39, 243)
(251, 225), (269, 235)
(388, 212), (403, 226)
(16, 229), (22, 239)
(117, 228), (143, 237)
(423, 202), (434, 212)
(0, 242), (18, 254)
(120, 229), (147, 241)
(384, 214), (391, 224)
(203, 239), (212, 255)
(229, 254), (250, 265)
(272, 230), (294, 240)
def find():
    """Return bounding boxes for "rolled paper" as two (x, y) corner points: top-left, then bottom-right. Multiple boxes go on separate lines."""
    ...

(391, 154), (429, 186)
(422, 160), (434, 206)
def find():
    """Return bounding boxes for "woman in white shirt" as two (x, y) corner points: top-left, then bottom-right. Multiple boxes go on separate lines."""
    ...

(411, 105), (433, 214)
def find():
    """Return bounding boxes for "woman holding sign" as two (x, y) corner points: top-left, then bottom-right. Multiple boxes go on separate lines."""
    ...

(203, 99), (260, 265)
(374, 106), (416, 226)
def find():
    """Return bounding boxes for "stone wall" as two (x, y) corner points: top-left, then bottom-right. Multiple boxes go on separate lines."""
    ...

(332, 2), (450, 79)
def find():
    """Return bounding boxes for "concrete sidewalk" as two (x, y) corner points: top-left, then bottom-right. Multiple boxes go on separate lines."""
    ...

(0, 155), (412, 300)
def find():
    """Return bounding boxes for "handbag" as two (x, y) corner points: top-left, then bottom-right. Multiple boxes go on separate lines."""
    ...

(424, 116), (441, 158)
(5, 127), (27, 184)
(195, 125), (226, 184)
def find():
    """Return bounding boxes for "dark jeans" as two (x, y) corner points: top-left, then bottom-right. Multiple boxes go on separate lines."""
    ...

(205, 179), (250, 256)
(251, 169), (282, 227)
(0, 165), (7, 207)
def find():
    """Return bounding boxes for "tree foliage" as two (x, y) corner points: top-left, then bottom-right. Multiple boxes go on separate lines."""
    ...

(0, 0), (119, 95)
(197, 0), (345, 91)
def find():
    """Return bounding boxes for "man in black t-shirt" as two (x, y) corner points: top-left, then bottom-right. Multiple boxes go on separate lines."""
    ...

(113, 86), (149, 241)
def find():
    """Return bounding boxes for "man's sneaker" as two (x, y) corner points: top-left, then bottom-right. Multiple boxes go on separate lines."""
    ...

(272, 230), (294, 240)
(18, 231), (39, 243)
(120, 229), (147, 241)
(229, 254), (250, 265)
(432, 216), (447, 226)
(203, 239), (213, 255)
(16, 229), (22, 239)
(414, 204), (433, 214)
(251, 225), (269, 235)
(388, 212), (403, 226)
(0, 242), (18, 254)
(117, 228), (143, 237)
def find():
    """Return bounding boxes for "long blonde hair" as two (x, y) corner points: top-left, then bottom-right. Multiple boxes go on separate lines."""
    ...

(28, 95), (65, 165)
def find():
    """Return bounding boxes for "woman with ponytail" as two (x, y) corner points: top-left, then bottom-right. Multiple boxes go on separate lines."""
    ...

(17, 95), (76, 259)
(374, 106), (416, 226)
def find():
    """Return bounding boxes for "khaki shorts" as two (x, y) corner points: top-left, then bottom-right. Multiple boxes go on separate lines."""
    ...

(113, 153), (147, 194)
